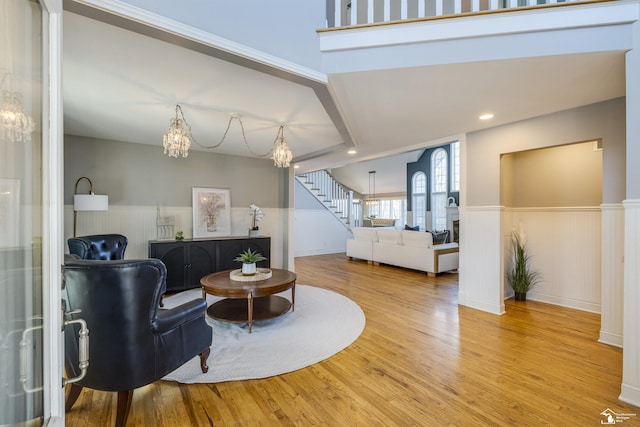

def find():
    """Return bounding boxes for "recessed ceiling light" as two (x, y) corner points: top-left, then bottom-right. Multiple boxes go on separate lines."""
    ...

(347, 149), (357, 154)
(293, 164), (300, 169)
(479, 113), (495, 120)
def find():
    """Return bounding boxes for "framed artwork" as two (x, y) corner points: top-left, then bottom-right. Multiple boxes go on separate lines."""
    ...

(0, 179), (20, 248)
(192, 187), (231, 238)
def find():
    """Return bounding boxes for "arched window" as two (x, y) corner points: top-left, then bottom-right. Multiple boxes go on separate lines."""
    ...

(431, 148), (448, 231)
(412, 172), (426, 230)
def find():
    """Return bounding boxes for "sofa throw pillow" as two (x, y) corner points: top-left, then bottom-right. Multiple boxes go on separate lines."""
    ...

(428, 230), (449, 244)
(404, 224), (419, 231)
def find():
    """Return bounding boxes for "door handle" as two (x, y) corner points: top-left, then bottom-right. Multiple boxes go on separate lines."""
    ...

(62, 308), (89, 387)
(19, 320), (43, 393)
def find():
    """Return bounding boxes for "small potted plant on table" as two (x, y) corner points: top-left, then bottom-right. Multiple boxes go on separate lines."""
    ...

(506, 232), (541, 301)
(234, 248), (267, 276)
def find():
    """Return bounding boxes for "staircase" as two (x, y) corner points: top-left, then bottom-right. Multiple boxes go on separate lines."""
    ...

(295, 170), (357, 230)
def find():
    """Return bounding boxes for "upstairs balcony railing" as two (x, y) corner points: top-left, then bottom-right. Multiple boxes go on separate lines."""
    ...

(329, 0), (601, 28)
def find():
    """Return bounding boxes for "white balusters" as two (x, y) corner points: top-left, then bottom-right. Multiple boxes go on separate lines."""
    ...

(384, 0), (391, 22)
(368, 0), (374, 23)
(296, 170), (353, 228)
(351, 0), (358, 25)
(418, 0), (426, 18)
(331, 0), (587, 31)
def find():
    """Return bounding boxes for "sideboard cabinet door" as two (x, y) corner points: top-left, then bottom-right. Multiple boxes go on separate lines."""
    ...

(149, 236), (271, 293)
(148, 242), (187, 293)
(217, 237), (271, 271)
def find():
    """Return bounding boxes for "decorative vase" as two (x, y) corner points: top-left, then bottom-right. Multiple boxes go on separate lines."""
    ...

(242, 262), (257, 276)
(248, 229), (260, 238)
(514, 292), (527, 301)
(206, 215), (217, 232)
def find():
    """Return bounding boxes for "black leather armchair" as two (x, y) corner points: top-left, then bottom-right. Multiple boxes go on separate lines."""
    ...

(63, 258), (212, 426)
(68, 234), (128, 260)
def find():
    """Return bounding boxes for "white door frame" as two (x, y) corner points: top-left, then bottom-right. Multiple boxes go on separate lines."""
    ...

(41, 0), (65, 425)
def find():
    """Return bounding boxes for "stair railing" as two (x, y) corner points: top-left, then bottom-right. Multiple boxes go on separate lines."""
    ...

(296, 170), (355, 229)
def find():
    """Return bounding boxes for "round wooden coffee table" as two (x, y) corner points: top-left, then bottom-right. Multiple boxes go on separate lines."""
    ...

(200, 268), (296, 333)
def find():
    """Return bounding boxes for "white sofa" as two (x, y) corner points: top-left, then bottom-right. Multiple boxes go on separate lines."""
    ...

(346, 227), (379, 263)
(346, 228), (459, 276)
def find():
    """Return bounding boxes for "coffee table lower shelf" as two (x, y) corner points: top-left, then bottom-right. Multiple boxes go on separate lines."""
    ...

(207, 295), (292, 325)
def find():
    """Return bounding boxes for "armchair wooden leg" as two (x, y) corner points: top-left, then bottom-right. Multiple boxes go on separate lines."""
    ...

(115, 390), (133, 427)
(199, 347), (211, 373)
(65, 383), (83, 411)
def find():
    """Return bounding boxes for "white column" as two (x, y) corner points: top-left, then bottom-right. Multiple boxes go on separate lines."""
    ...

(621, 200), (640, 405)
(599, 204), (624, 347)
(459, 206), (505, 315)
(620, 18), (640, 407)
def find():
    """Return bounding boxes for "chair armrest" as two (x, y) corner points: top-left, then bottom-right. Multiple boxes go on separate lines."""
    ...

(153, 298), (207, 333)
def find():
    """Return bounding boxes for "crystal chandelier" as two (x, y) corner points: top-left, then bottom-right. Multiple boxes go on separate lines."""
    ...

(364, 170), (380, 206)
(162, 104), (293, 168)
(271, 126), (293, 168)
(0, 83), (35, 143)
(163, 105), (191, 158)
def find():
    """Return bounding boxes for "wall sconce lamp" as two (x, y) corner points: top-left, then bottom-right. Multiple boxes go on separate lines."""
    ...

(73, 176), (108, 237)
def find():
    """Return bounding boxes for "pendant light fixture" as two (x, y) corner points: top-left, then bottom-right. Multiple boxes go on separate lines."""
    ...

(365, 170), (380, 206)
(162, 104), (293, 167)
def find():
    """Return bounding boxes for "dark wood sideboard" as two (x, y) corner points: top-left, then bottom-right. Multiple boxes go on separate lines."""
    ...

(148, 236), (271, 293)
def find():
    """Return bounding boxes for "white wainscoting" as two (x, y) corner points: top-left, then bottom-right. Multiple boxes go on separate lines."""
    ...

(459, 206), (505, 315)
(507, 207), (602, 313)
(64, 205), (284, 268)
(600, 204), (624, 347)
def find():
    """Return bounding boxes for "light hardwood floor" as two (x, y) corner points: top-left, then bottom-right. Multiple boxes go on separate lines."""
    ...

(65, 253), (639, 426)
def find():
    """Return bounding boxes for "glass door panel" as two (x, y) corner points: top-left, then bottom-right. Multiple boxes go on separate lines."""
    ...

(0, 0), (44, 425)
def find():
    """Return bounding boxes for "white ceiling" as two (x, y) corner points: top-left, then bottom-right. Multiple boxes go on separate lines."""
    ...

(63, 11), (342, 159)
(62, 9), (626, 195)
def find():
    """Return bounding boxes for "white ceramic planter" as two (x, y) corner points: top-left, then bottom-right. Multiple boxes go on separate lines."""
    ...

(242, 262), (257, 275)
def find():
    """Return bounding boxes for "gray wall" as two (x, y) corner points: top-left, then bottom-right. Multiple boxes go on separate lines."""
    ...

(64, 135), (286, 208)
(501, 141), (603, 208)
(467, 97), (625, 206)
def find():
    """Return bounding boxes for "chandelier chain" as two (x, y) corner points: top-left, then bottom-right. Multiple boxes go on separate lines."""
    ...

(163, 104), (292, 167)
(187, 110), (271, 158)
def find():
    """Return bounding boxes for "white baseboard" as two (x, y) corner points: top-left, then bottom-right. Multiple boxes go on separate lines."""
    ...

(599, 331), (623, 348)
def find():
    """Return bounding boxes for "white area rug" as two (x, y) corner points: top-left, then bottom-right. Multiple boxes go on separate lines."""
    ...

(162, 284), (365, 383)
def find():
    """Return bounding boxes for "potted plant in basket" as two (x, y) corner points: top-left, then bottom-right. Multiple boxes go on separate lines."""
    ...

(234, 248), (267, 276)
(506, 232), (541, 301)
